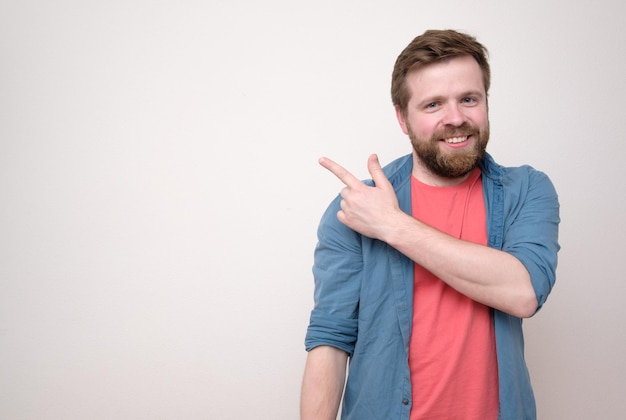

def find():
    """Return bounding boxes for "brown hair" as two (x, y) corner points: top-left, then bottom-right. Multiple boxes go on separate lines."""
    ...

(391, 29), (490, 114)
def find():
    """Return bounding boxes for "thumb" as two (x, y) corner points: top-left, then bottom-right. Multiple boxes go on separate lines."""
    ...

(367, 154), (391, 189)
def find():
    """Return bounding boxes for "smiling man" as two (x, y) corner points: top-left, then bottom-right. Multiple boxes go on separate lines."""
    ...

(301, 30), (560, 419)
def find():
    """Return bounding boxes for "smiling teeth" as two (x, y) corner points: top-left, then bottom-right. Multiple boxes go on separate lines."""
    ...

(445, 136), (468, 144)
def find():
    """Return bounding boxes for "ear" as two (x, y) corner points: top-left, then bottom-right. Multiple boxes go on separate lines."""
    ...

(395, 105), (410, 135)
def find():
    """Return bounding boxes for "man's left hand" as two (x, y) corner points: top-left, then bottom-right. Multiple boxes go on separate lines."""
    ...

(319, 154), (402, 240)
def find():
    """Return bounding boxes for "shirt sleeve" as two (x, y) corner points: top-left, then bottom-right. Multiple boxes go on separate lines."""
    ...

(304, 195), (362, 355)
(502, 167), (560, 313)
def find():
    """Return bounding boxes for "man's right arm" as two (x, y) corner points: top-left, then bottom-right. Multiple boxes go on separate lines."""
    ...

(300, 345), (348, 420)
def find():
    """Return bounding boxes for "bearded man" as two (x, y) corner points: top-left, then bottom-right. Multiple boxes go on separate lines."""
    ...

(301, 29), (560, 420)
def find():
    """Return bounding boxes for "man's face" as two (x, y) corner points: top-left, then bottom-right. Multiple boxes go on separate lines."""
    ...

(396, 55), (490, 183)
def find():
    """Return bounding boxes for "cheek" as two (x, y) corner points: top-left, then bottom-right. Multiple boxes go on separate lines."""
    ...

(469, 108), (489, 127)
(411, 117), (438, 138)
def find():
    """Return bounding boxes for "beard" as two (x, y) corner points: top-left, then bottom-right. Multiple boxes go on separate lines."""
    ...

(408, 121), (490, 179)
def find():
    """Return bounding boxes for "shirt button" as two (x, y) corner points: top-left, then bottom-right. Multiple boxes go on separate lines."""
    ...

(402, 398), (409, 405)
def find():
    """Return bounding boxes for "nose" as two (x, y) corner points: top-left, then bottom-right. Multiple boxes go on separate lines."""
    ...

(442, 103), (466, 127)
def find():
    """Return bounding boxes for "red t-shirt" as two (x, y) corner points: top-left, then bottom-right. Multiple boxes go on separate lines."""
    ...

(409, 168), (499, 419)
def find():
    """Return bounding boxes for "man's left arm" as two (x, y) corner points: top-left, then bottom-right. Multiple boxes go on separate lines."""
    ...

(320, 154), (557, 318)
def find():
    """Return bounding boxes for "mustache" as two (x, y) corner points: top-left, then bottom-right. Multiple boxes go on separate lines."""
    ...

(434, 122), (479, 139)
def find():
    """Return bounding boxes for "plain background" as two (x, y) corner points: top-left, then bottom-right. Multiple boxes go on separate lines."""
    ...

(1, 1), (625, 418)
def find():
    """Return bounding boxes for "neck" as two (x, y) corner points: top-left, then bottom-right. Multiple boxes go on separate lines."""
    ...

(411, 153), (473, 187)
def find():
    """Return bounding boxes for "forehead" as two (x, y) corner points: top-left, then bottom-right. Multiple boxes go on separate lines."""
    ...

(406, 55), (485, 101)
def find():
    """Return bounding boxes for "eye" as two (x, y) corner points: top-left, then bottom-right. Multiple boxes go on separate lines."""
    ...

(461, 97), (476, 104)
(425, 102), (439, 109)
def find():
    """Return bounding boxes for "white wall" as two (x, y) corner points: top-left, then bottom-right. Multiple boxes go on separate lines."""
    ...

(1, 1), (625, 418)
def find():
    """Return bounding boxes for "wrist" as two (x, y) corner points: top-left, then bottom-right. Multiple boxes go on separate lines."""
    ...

(380, 210), (414, 245)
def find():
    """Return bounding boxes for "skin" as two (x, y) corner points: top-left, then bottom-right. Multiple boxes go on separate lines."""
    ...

(300, 55), (538, 419)
(300, 346), (347, 420)
(400, 54), (490, 186)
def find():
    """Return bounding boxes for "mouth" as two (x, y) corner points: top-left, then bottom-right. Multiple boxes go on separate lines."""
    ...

(442, 135), (470, 144)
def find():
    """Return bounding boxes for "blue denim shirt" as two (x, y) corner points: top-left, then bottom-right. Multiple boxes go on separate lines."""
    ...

(305, 153), (560, 419)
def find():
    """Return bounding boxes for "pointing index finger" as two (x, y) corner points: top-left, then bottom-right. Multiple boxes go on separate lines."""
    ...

(319, 157), (361, 187)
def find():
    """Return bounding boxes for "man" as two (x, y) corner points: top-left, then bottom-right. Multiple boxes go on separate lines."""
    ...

(300, 29), (560, 419)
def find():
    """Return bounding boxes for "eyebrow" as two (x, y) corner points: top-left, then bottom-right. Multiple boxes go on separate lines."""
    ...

(461, 90), (486, 99)
(417, 90), (485, 106)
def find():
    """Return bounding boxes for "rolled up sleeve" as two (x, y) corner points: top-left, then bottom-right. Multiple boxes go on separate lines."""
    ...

(305, 196), (362, 355)
(503, 168), (560, 312)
